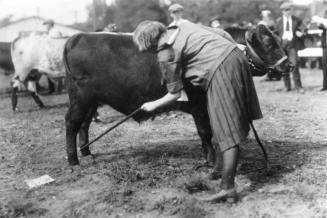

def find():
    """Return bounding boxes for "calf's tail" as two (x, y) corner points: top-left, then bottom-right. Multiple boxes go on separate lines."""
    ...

(62, 35), (75, 77)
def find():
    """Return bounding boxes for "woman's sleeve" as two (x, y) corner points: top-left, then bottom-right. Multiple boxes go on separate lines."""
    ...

(201, 25), (236, 43)
(157, 47), (183, 93)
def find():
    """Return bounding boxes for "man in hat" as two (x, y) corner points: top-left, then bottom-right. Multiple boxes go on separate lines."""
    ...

(276, 2), (306, 93)
(43, 19), (62, 38)
(168, 3), (187, 27)
(312, 15), (327, 91)
(209, 16), (221, 28)
(259, 10), (277, 33)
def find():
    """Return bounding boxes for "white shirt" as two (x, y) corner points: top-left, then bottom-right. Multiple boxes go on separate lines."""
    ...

(282, 15), (293, 41)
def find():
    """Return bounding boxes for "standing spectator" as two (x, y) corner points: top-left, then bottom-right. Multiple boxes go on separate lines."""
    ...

(320, 22), (327, 91)
(259, 10), (277, 33)
(168, 3), (187, 27)
(43, 19), (63, 38)
(312, 15), (327, 91)
(209, 16), (221, 28)
(276, 2), (306, 93)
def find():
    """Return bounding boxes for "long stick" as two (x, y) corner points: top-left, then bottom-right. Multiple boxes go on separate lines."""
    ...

(250, 121), (269, 169)
(80, 107), (142, 151)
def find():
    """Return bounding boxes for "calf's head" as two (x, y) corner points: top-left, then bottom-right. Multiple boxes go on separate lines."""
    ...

(246, 24), (293, 76)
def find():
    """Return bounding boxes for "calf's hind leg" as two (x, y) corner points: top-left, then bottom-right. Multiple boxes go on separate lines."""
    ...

(30, 91), (45, 108)
(78, 105), (98, 156)
(65, 101), (91, 165)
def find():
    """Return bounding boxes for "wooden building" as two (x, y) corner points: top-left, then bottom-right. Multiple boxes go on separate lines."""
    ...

(0, 16), (84, 93)
(0, 16), (83, 42)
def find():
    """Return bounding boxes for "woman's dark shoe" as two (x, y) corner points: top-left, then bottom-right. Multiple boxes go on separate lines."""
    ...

(198, 188), (237, 203)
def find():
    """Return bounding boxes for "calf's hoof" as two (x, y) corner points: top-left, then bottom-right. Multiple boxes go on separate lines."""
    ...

(81, 147), (91, 156)
(67, 156), (79, 166)
(82, 155), (96, 165)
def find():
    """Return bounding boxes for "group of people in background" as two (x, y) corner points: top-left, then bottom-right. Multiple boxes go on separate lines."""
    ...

(207, 2), (327, 93)
(209, 2), (306, 93)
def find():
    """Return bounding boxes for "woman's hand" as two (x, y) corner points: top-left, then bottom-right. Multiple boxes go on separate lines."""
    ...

(141, 102), (158, 112)
(140, 91), (182, 112)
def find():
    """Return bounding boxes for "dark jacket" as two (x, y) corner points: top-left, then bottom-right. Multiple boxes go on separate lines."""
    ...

(276, 15), (306, 50)
(319, 24), (327, 48)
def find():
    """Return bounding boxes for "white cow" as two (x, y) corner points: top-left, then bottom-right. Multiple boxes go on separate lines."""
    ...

(11, 33), (68, 110)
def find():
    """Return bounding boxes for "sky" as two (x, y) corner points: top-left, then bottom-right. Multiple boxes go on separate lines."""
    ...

(293, 0), (314, 5)
(0, 0), (317, 25)
(0, 0), (113, 25)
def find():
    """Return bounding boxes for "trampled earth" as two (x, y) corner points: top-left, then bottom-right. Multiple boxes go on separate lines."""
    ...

(1, 68), (327, 218)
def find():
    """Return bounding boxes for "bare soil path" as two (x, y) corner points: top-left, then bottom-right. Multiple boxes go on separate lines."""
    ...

(1, 68), (327, 218)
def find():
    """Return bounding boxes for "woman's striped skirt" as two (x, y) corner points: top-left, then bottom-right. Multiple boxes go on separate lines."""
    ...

(206, 48), (262, 152)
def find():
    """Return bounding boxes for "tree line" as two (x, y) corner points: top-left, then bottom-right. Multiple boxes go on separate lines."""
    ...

(75, 0), (283, 32)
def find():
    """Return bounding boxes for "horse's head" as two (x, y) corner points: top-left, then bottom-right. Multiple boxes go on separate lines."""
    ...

(246, 24), (293, 76)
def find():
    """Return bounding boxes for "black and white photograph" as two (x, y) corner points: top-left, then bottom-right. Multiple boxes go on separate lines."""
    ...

(1, 0), (327, 217)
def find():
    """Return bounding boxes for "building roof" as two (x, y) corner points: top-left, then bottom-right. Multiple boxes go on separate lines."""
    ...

(0, 16), (87, 32)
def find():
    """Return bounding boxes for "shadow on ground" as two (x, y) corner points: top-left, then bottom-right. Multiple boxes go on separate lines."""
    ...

(88, 138), (323, 190)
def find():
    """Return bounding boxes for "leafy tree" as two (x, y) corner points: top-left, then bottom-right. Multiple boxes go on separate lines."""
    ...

(81, 0), (283, 32)
(83, 0), (167, 32)
(86, 0), (108, 30)
(176, 0), (281, 26)
(112, 0), (168, 31)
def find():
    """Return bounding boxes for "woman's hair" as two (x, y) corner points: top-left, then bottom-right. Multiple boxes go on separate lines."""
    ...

(133, 21), (167, 52)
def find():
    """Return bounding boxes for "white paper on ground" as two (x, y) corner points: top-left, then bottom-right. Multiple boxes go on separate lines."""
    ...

(25, 175), (55, 188)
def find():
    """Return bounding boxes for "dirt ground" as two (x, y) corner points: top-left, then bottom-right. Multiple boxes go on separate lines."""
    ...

(1, 68), (327, 218)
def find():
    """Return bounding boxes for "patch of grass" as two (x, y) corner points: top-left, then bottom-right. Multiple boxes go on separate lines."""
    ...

(99, 187), (144, 213)
(62, 200), (115, 218)
(103, 158), (184, 189)
(104, 160), (147, 184)
(177, 173), (210, 194)
(177, 201), (208, 218)
(0, 199), (48, 218)
(62, 202), (80, 218)
(152, 196), (208, 217)
(152, 196), (184, 214)
(293, 185), (316, 202)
